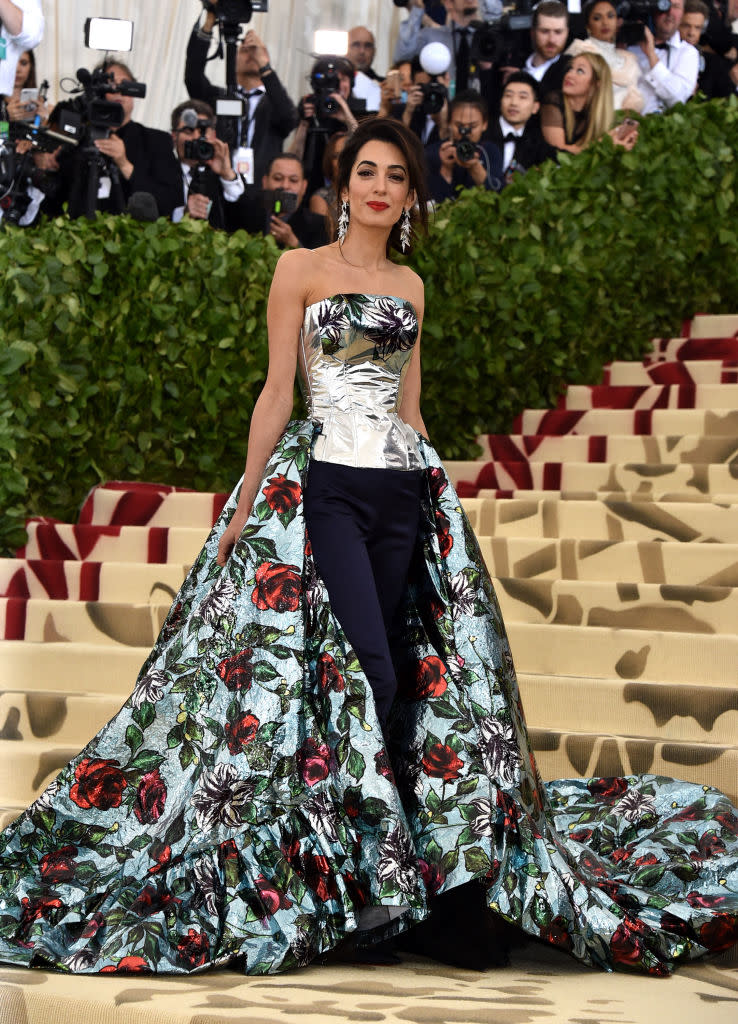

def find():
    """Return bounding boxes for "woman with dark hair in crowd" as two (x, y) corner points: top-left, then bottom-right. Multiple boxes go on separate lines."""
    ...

(308, 130), (348, 241)
(541, 51), (639, 153)
(0, 117), (736, 978)
(4, 49), (47, 123)
(567, 0), (644, 112)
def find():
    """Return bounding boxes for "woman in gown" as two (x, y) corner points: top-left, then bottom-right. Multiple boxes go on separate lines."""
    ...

(0, 117), (736, 977)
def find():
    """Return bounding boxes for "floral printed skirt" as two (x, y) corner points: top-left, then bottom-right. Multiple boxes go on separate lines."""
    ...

(0, 421), (736, 975)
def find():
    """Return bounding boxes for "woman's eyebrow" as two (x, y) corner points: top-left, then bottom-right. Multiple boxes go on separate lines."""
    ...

(356, 160), (407, 172)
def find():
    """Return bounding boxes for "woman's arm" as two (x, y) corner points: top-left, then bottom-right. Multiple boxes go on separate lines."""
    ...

(217, 249), (308, 565)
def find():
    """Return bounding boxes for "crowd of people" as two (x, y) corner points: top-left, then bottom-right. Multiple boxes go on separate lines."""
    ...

(1, 0), (737, 240)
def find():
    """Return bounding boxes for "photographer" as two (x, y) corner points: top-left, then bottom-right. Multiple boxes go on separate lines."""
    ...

(290, 57), (364, 197)
(394, 56), (450, 144)
(394, 0), (492, 91)
(348, 26), (383, 112)
(425, 89), (502, 202)
(628, 0), (699, 112)
(233, 152), (327, 249)
(0, 0), (43, 102)
(169, 98), (245, 230)
(185, 1), (297, 182)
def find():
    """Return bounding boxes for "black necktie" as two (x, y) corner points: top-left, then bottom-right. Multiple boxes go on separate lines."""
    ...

(456, 28), (470, 92)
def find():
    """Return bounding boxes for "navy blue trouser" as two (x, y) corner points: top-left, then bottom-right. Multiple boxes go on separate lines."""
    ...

(303, 460), (423, 726)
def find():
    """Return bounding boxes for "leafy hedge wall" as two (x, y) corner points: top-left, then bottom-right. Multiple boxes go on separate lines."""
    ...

(1, 97), (738, 552)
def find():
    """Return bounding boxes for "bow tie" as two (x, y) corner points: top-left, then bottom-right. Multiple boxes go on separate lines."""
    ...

(504, 132), (520, 142)
(239, 87), (264, 99)
(655, 42), (670, 51)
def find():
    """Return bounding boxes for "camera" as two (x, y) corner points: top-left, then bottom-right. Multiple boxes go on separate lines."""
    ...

(307, 58), (343, 118)
(454, 124), (478, 163)
(180, 108), (216, 164)
(468, 4), (535, 67)
(420, 80), (448, 115)
(616, 0), (672, 46)
(214, 0), (268, 23)
(262, 187), (298, 219)
(73, 66), (146, 141)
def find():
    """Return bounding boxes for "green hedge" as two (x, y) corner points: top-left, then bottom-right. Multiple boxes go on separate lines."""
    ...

(1, 97), (737, 552)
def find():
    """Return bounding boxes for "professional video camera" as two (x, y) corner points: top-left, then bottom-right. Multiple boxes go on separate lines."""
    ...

(616, 0), (672, 46)
(469, 1), (535, 67)
(0, 81), (79, 226)
(305, 58), (343, 119)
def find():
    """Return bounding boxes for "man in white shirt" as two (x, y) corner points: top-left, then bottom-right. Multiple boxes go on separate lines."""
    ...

(0, 0), (43, 97)
(523, 1), (570, 91)
(629, 0), (699, 113)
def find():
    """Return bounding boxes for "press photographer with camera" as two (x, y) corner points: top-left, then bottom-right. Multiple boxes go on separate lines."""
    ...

(628, 0), (699, 112)
(185, 0), (297, 183)
(397, 56), (451, 144)
(425, 88), (502, 201)
(169, 98), (245, 230)
(291, 56), (365, 198)
(394, 0), (491, 91)
(0, 0), (43, 101)
(232, 151), (327, 248)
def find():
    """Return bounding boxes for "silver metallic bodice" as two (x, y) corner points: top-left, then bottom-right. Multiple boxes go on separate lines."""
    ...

(299, 293), (422, 471)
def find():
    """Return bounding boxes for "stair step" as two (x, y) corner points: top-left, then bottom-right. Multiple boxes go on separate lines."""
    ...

(687, 313), (738, 337)
(530, 728), (738, 805)
(0, 598), (170, 644)
(515, 407), (738, 436)
(477, 536), (738, 585)
(493, 578), (738, 634)
(646, 336), (738, 362)
(465, 497), (738, 543)
(0, 689), (123, 745)
(80, 483), (227, 529)
(21, 522), (209, 564)
(507, 622), (738, 685)
(478, 433), (738, 465)
(518, 674), (738, 744)
(0, 641), (145, 695)
(561, 383), (738, 411)
(453, 461), (738, 497)
(0, 738), (85, 807)
(0, 559), (190, 602)
(605, 360), (738, 386)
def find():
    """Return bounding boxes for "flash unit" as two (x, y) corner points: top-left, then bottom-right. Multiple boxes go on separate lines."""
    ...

(84, 18), (134, 52)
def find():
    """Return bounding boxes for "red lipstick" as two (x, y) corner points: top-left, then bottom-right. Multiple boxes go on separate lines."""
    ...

(367, 201), (389, 210)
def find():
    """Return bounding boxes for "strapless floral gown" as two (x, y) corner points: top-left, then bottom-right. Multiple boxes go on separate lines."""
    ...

(0, 294), (736, 976)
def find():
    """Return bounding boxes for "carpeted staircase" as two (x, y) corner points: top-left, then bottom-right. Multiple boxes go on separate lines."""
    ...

(1, 314), (738, 1020)
(2, 315), (738, 831)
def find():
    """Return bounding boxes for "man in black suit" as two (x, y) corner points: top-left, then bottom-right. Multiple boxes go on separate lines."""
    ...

(234, 153), (328, 250)
(169, 99), (246, 232)
(680, 0), (738, 97)
(523, 1), (571, 98)
(185, 2), (298, 183)
(487, 72), (557, 185)
(71, 61), (181, 219)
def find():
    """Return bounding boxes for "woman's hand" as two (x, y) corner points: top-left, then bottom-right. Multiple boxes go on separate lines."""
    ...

(609, 122), (639, 150)
(216, 507), (250, 567)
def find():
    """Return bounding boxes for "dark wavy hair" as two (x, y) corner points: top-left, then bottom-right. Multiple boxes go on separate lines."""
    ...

(334, 117), (429, 256)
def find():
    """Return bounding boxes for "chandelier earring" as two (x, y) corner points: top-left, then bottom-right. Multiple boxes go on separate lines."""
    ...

(337, 199), (350, 243)
(400, 207), (411, 253)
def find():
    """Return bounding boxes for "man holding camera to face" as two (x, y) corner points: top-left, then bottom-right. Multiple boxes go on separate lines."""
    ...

(169, 99), (245, 230)
(185, 0), (297, 183)
(425, 89), (502, 202)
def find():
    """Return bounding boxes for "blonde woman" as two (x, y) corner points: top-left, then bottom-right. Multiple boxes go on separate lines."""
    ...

(541, 52), (639, 154)
(567, 0), (644, 112)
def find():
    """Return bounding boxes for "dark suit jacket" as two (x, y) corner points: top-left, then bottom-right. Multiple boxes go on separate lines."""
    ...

(233, 188), (328, 249)
(486, 117), (558, 173)
(42, 120), (182, 220)
(697, 51), (736, 99)
(388, 102), (443, 146)
(424, 139), (503, 203)
(185, 28), (298, 182)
